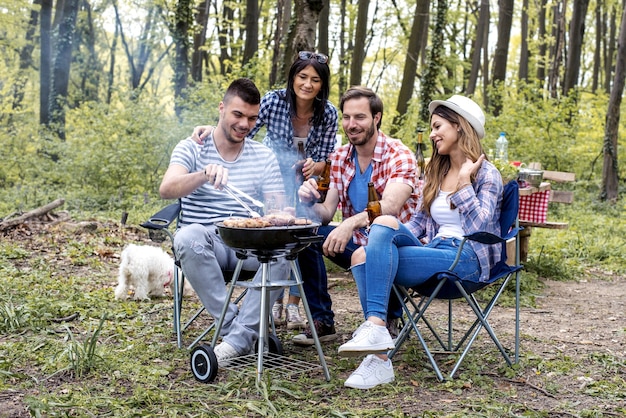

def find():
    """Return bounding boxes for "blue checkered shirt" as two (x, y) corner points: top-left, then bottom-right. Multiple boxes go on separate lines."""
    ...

(249, 89), (339, 163)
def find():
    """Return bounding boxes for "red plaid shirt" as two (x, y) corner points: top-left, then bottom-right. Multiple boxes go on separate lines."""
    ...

(330, 131), (418, 246)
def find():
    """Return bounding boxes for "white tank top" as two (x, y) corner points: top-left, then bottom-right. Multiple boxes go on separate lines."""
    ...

(431, 190), (464, 239)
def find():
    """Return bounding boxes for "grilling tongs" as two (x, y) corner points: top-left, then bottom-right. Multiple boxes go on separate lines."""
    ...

(222, 183), (264, 218)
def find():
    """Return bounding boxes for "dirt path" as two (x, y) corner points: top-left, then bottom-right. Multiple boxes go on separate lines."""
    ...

(326, 269), (626, 414)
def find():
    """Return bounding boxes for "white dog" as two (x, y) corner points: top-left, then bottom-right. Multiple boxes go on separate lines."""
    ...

(115, 244), (193, 300)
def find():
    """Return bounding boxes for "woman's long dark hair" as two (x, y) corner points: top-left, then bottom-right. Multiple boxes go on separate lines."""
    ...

(283, 55), (331, 127)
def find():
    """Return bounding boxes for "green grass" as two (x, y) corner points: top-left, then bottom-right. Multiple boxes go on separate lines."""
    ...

(0, 184), (624, 416)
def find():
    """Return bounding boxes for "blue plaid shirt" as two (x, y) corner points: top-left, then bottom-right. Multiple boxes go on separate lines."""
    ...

(406, 161), (503, 282)
(248, 89), (339, 163)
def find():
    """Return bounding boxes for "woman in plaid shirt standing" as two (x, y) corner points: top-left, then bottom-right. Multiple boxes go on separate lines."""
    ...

(192, 52), (339, 329)
(337, 95), (503, 389)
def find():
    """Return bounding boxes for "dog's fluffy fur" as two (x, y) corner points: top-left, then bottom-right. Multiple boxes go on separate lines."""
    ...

(115, 244), (193, 300)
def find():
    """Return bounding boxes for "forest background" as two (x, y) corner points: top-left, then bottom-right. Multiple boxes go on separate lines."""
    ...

(0, 0), (624, 215)
(0, 0), (625, 416)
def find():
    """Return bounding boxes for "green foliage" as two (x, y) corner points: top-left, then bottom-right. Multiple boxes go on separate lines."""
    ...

(55, 314), (108, 378)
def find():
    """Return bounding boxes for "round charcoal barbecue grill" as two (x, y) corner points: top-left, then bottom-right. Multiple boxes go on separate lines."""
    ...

(190, 220), (331, 384)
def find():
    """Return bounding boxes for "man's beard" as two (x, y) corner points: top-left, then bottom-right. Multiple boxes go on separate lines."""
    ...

(347, 122), (376, 146)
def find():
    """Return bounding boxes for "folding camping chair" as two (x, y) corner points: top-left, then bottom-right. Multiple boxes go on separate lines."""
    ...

(389, 180), (523, 381)
(141, 202), (254, 350)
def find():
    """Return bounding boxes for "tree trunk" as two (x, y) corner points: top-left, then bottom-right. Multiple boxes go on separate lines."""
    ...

(592, 1), (602, 92)
(243, 0), (259, 65)
(284, 0), (324, 80)
(467, 0), (489, 95)
(49, 0), (79, 140)
(318, 0), (329, 54)
(218, 2), (234, 75)
(77, 0), (100, 104)
(107, 14), (118, 105)
(563, 0), (590, 96)
(420, 0), (447, 122)
(40, 0), (52, 125)
(518, 0), (529, 81)
(338, 0), (347, 96)
(536, 0), (547, 82)
(270, 0), (290, 87)
(548, 0), (566, 98)
(13, 0), (40, 113)
(292, 0), (323, 56)
(191, 0), (210, 82)
(605, 5), (617, 94)
(601, 2), (625, 202)
(173, 0), (192, 118)
(490, 0), (514, 116)
(349, 0), (369, 87)
(393, 0), (429, 129)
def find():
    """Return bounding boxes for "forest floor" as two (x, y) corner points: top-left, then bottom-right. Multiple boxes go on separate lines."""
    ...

(0, 214), (625, 417)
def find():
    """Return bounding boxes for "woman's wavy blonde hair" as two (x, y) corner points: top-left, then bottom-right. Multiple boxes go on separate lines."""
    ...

(421, 105), (485, 216)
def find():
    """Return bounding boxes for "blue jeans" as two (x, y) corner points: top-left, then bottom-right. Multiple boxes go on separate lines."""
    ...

(351, 223), (481, 322)
(297, 225), (354, 325)
(298, 225), (403, 326)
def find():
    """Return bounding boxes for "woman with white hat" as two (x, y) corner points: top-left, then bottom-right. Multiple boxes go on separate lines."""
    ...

(337, 95), (504, 389)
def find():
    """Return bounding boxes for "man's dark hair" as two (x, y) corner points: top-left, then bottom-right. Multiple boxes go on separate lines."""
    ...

(224, 78), (261, 105)
(339, 86), (384, 129)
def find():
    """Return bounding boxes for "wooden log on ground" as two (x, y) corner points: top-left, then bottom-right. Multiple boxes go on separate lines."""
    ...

(0, 199), (65, 231)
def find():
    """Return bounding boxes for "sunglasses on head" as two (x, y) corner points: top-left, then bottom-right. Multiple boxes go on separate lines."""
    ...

(298, 51), (328, 64)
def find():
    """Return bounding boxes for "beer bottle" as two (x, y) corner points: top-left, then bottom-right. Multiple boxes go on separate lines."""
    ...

(415, 129), (426, 181)
(317, 159), (331, 203)
(366, 182), (381, 225)
(295, 141), (306, 185)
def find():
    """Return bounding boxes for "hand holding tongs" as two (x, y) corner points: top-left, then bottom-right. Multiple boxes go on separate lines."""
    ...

(223, 184), (264, 208)
(222, 184), (264, 218)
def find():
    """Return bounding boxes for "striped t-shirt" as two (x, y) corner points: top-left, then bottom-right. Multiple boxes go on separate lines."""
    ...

(169, 136), (285, 226)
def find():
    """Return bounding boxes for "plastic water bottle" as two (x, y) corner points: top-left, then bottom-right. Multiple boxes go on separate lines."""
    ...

(495, 132), (508, 162)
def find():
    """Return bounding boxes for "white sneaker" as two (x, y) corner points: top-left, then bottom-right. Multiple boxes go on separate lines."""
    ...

(285, 303), (306, 329)
(213, 341), (242, 367)
(272, 302), (284, 325)
(338, 321), (395, 356)
(344, 354), (395, 389)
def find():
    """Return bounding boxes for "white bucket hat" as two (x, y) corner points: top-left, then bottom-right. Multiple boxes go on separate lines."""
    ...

(428, 95), (486, 139)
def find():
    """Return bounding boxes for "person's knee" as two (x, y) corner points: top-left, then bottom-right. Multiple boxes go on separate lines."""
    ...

(351, 247), (366, 265)
(174, 224), (211, 257)
(372, 215), (399, 229)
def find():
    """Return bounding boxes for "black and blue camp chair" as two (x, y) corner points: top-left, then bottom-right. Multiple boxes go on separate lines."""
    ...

(141, 202), (254, 350)
(389, 180), (523, 381)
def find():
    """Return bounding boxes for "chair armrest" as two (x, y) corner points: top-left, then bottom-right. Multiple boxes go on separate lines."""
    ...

(141, 202), (181, 231)
(447, 229), (513, 272)
(464, 231), (505, 246)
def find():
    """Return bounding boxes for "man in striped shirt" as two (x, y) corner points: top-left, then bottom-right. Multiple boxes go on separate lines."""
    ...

(293, 86), (419, 346)
(159, 78), (288, 365)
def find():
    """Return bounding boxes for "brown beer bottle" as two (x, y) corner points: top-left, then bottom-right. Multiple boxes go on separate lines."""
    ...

(366, 182), (381, 224)
(317, 159), (331, 203)
(415, 128), (426, 181)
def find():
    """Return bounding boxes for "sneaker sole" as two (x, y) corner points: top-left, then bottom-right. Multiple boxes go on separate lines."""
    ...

(292, 333), (338, 346)
(286, 321), (306, 330)
(337, 344), (396, 357)
(344, 375), (395, 389)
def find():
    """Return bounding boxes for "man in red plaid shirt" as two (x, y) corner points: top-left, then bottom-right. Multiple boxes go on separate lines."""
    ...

(293, 86), (419, 346)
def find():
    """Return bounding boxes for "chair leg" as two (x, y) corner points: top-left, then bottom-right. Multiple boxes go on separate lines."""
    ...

(173, 267), (183, 349)
(390, 285), (445, 382)
(447, 278), (515, 378)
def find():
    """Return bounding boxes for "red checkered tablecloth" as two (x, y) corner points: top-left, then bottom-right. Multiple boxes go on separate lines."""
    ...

(519, 189), (550, 223)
